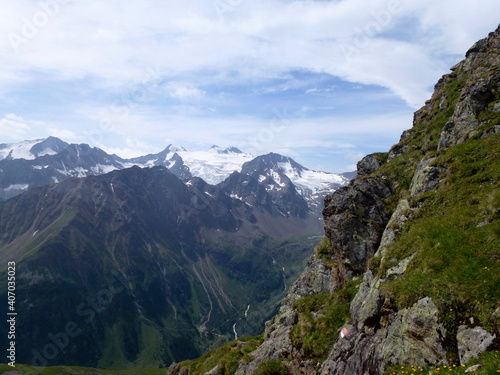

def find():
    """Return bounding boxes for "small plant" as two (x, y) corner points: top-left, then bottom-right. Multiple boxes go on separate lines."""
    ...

(255, 360), (288, 375)
(314, 237), (336, 268)
(289, 280), (359, 361)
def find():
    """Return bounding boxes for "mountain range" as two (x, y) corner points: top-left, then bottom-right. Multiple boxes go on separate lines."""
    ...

(3, 23), (499, 375)
(0, 138), (352, 214)
(167, 24), (500, 375)
(0, 137), (353, 368)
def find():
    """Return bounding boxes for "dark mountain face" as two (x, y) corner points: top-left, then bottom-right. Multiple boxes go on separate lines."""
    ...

(0, 166), (317, 368)
(241, 152), (305, 174)
(0, 144), (123, 201)
(28, 136), (69, 158)
(219, 169), (309, 220)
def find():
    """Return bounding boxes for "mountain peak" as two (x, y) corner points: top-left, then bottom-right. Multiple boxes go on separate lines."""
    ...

(207, 145), (244, 154)
(165, 144), (187, 153)
(0, 137), (68, 161)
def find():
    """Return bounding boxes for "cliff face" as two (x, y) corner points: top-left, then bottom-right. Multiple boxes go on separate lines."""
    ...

(169, 25), (500, 375)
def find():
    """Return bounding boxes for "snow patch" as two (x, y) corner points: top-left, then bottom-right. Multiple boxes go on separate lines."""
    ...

(4, 184), (29, 191)
(177, 148), (253, 185)
(0, 139), (42, 160)
(90, 164), (118, 174)
(277, 162), (347, 197)
(38, 148), (58, 157)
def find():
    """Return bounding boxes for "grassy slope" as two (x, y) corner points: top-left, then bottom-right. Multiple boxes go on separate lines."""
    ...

(161, 54), (500, 373)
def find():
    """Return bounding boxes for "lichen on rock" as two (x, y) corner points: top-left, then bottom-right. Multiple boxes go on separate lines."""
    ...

(456, 325), (496, 365)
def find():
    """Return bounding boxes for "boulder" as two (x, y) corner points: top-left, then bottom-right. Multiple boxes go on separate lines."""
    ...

(357, 154), (382, 176)
(378, 297), (448, 369)
(323, 177), (391, 274)
(457, 325), (496, 364)
(350, 271), (383, 331)
(409, 158), (444, 197)
(374, 199), (411, 259)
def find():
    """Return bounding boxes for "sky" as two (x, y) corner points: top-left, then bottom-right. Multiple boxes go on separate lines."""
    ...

(0, 1), (499, 172)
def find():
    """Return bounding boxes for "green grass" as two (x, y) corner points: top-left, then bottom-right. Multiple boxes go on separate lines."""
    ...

(378, 133), (500, 363)
(170, 335), (263, 375)
(289, 279), (360, 362)
(383, 350), (500, 374)
(255, 360), (289, 375)
(0, 363), (166, 375)
(314, 237), (336, 268)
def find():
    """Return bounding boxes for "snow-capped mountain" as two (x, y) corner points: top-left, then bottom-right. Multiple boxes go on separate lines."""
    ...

(219, 153), (351, 219)
(0, 137), (354, 208)
(122, 145), (254, 185)
(0, 136), (68, 161)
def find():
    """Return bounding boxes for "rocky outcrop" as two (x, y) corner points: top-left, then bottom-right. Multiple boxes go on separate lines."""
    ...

(387, 129), (414, 161)
(438, 26), (500, 149)
(235, 253), (341, 374)
(169, 25), (500, 375)
(350, 271), (383, 332)
(269, 254), (341, 329)
(320, 297), (448, 375)
(457, 326), (496, 365)
(374, 198), (412, 259)
(323, 177), (392, 276)
(409, 157), (445, 197)
(356, 154), (383, 176)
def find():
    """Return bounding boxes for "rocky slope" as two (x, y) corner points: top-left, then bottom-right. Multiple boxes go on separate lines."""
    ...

(169, 25), (500, 375)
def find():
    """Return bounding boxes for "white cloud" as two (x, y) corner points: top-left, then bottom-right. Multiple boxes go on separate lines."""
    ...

(0, 114), (31, 140)
(165, 83), (206, 99)
(0, 0), (498, 171)
(46, 128), (84, 143)
(0, 0), (497, 105)
(344, 152), (365, 162)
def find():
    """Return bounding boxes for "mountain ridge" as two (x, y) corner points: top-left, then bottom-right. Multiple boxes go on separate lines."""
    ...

(167, 24), (500, 375)
(0, 139), (352, 213)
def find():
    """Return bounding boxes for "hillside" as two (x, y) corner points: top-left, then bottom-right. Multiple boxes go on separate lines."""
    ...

(166, 24), (500, 375)
(0, 165), (323, 369)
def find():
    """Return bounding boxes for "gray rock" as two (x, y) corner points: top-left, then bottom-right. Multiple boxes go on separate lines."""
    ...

(387, 129), (415, 161)
(457, 325), (496, 364)
(320, 297), (447, 375)
(465, 364), (483, 373)
(481, 125), (500, 139)
(387, 143), (409, 161)
(350, 271), (383, 331)
(378, 297), (448, 369)
(374, 199), (411, 259)
(357, 154), (382, 176)
(204, 365), (221, 375)
(385, 254), (415, 280)
(238, 253), (343, 374)
(271, 254), (340, 329)
(438, 29), (500, 150)
(323, 177), (392, 274)
(493, 307), (500, 319)
(235, 326), (293, 375)
(476, 220), (490, 228)
(409, 158), (444, 197)
(319, 325), (384, 375)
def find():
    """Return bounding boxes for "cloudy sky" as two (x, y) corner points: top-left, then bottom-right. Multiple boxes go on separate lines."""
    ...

(0, 1), (499, 172)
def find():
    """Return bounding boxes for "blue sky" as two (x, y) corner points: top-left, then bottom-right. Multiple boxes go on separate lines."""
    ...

(0, 1), (499, 172)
